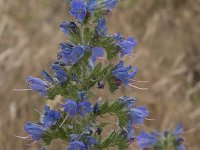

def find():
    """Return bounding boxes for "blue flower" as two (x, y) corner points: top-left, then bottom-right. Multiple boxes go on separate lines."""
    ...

(118, 37), (137, 57)
(90, 47), (105, 67)
(112, 61), (137, 85)
(130, 106), (149, 125)
(136, 131), (158, 149)
(173, 124), (186, 150)
(41, 70), (54, 83)
(85, 136), (98, 148)
(26, 76), (50, 96)
(68, 141), (86, 150)
(96, 18), (108, 36)
(59, 42), (74, 52)
(70, 134), (81, 142)
(103, 0), (119, 9)
(174, 123), (183, 136)
(71, 46), (87, 64)
(24, 122), (46, 141)
(77, 101), (92, 117)
(59, 43), (73, 65)
(125, 122), (135, 141)
(177, 144), (186, 150)
(86, 0), (98, 13)
(70, 0), (86, 22)
(51, 63), (68, 84)
(113, 33), (124, 42)
(119, 96), (137, 108)
(112, 33), (137, 57)
(60, 21), (78, 36)
(59, 44), (86, 65)
(127, 128), (135, 141)
(93, 102), (100, 114)
(43, 106), (61, 127)
(41, 147), (46, 150)
(77, 91), (89, 101)
(62, 99), (78, 117)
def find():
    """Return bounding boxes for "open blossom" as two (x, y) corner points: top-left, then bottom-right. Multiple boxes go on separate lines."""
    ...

(68, 141), (86, 150)
(173, 123), (186, 150)
(70, 46), (87, 64)
(136, 131), (158, 149)
(177, 144), (186, 150)
(43, 106), (61, 127)
(58, 43), (73, 65)
(26, 76), (50, 96)
(136, 124), (186, 150)
(174, 123), (184, 136)
(60, 21), (78, 36)
(130, 106), (149, 125)
(112, 33), (137, 57)
(70, 0), (86, 22)
(96, 18), (108, 36)
(59, 43), (87, 65)
(62, 99), (78, 117)
(41, 70), (54, 83)
(77, 101), (92, 117)
(119, 95), (137, 108)
(24, 122), (46, 141)
(62, 98), (92, 117)
(90, 47), (105, 67)
(103, 0), (119, 9)
(118, 37), (137, 57)
(112, 60), (137, 85)
(51, 63), (68, 84)
(86, 0), (98, 14)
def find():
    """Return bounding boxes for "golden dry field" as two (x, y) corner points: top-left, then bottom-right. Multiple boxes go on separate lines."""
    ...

(0, 0), (200, 149)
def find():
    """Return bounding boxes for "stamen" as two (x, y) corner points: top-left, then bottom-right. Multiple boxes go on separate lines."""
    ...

(14, 135), (30, 139)
(96, 57), (108, 62)
(97, 97), (103, 102)
(128, 84), (148, 90)
(145, 118), (155, 121)
(128, 54), (136, 58)
(34, 109), (42, 115)
(13, 89), (32, 91)
(131, 79), (150, 83)
(59, 115), (69, 128)
(58, 100), (64, 105)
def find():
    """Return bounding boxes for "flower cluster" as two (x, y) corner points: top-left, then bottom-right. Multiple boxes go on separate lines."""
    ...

(24, 106), (61, 141)
(136, 124), (186, 150)
(21, 0), (186, 150)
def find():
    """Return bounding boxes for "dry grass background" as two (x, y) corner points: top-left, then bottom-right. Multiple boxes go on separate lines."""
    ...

(0, 0), (200, 149)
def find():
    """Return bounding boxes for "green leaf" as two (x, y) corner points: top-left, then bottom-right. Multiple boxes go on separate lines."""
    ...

(93, 36), (120, 60)
(47, 83), (79, 100)
(94, 131), (129, 150)
(99, 100), (130, 128)
(43, 126), (70, 145)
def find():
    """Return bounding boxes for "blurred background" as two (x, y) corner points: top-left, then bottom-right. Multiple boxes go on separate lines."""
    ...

(0, 0), (200, 149)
